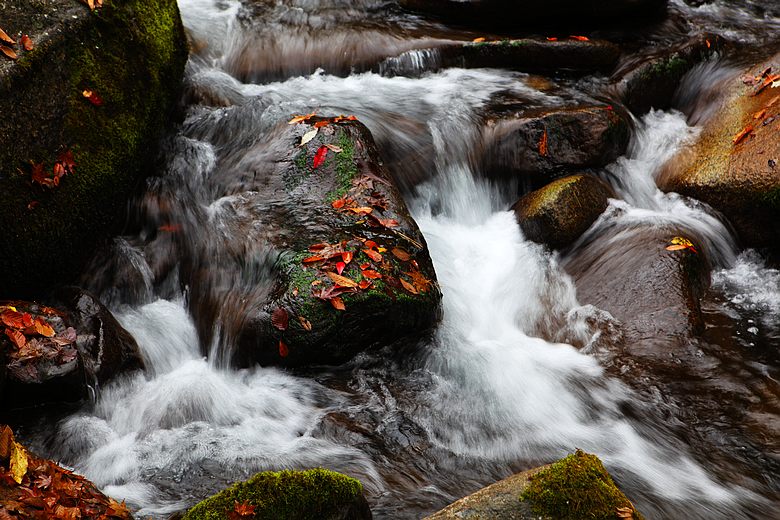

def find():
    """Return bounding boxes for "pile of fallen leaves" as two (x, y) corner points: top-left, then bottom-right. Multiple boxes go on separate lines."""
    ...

(734, 65), (779, 146)
(30, 150), (76, 189)
(1, 303), (79, 383)
(0, 425), (131, 520)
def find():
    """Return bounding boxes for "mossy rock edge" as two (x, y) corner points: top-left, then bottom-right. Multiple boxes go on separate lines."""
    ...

(0, 0), (188, 298)
(182, 468), (372, 520)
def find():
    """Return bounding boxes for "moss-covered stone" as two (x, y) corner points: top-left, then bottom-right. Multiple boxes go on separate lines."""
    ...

(520, 450), (643, 520)
(0, 0), (188, 298)
(182, 468), (371, 520)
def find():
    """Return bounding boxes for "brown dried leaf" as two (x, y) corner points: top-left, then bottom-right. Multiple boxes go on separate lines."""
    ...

(297, 315), (312, 331)
(330, 297), (346, 311)
(5, 328), (26, 349)
(0, 425), (13, 459)
(326, 272), (358, 288)
(391, 247), (411, 261)
(0, 27), (15, 45)
(271, 308), (289, 331)
(20, 35), (32, 51)
(0, 46), (17, 60)
(400, 278), (418, 295)
(732, 126), (753, 145)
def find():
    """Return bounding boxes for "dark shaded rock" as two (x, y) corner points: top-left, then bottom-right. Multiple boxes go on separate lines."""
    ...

(513, 174), (614, 250)
(182, 468), (371, 520)
(563, 223), (709, 366)
(481, 105), (631, 184)
(0, 424), (133, 519)
(399, 0), (667, 31)
(658, 53), (780, 251)
(611, 33), (725, 114)
(425, 450), (642, 520)
(178, 114), (441, 368)
(0, 289), (143, 409)
(0, 0), (188, 298)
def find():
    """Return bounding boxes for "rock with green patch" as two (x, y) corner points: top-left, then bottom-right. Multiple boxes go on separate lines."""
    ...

(182, 115), (441, 368)
(0, 0), (188, 298)
(182, 468), (371, 520)
(482, 105), (631, 186)
(658, 53), (780, 250)
(513, 174), (614, 250)
(611, 33), (724, 115)
(425, 450), (642, 519)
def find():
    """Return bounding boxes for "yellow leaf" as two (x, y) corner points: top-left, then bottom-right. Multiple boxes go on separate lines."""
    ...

(299, 128), (319, 147)
(10, 440), (28, 484)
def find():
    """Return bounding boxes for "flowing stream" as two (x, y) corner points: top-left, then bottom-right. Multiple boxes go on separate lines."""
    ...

(17, 1), (780, 518)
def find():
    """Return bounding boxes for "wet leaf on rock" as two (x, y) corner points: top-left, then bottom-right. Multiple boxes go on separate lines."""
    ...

(391, 247), (411, 261)
(330, 297), (346, 311)
(732, 126), (753, 145)
(0, 27), (14, 45)
(538, 128), (549, 157)
(288, 112), (316, 125)
(363, 249), (382, 262)
(400, 278), (418, 294)
(278, 340), (289, 357)
(665, 236), (697, 254)
(297, 316), (312, 331)
(20, 35), (32, 51)
(0, 46), (17, 60)
(271, 308), (289, 331)
(313, 145), (328, 169)
(299, 128), (319, 146)
(361, 270), (382, 280)
(229, 500), (256, 519)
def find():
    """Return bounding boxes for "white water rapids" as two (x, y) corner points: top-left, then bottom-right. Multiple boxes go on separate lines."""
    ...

(33, 0), (780, 518)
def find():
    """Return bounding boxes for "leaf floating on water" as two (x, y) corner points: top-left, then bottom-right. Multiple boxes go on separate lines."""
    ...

(288, 112), (316, 125)
(330, 297), (346, 311)
(327, 272), (358, 288)
(299, 128), (319, 146)
(278, 340), (289, 357)
(313, 145), (328, 169)
(271, 308), (289, 331)
(732, 126), (753, 145)
(297, 315), (312, 331)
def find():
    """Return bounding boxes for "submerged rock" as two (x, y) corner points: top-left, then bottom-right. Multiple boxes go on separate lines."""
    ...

(513, 174), (614, 250)
(0, 289), (143, 409)
(0, 0), (188, 298)
(482, 105), (631, 185)
(658, 53), (780, 250)
(179, 113), (441, 368)
(426, 450), (642, 519)
(182, 468), (371, 520)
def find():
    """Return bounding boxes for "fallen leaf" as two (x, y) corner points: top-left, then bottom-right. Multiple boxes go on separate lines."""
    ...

(288, 112), (316, 125)
(297, 316), (312, 331)
(400, 278), (418, 294)
(27, 201), (39, 210)
(327, 272), (358, 288)
(405, 270), (432, 292)
(378, 218), (399, 228)
(57, 149), (76, 172)
(302, 255), (325, 264)
(233, 500), (256, 517)
(0, 46), (17, 60)
(732, 126), (753, 145)
(753, 109), (767, 120)
(0, 27), (14, 45)
(359, 262), (370, 270)
(391, 247), (411, 261)
(4, 328), (25, 349)
(330, 297), (346, 311)
(348, 206), (373, 215)
(333, 115), (358, 122)
(364, 240), (378, 249)
(538, 128), (548, 156)
(666, 236), (697, 254)
(358, 280), (372, 290)
(0, 425), (12, 459)
(278, 340), (289, 357)
(546, 37), (558, 41)
(82, 89), (104, 106)
(271, 308), (289, 331)
(34, 473), (52, 490)
(1, 310), (25, 328)
(325, 144), (343, 153)
(665, 244), (688, 251)
(313, 145), (328, 169)
(10, 440), (28, 484)
(569, 35), (589, 41)
(299, 128), (319, 146)
(472, 37), (486, 42)
(20, 34), (32, 51)
(341, 251), (353, 264)
(616, 506), (634, 519)
(33, 317), (55, 337)
(363, 249), (382, 262)
(336, 261), (346, 275)
(361, 269), (382, 279)
(53, 162), (66, 179)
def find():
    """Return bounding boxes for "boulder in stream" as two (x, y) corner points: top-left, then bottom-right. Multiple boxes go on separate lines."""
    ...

(0, 0), (188, 298)
(425, 450), (643, 519)
(0, 288), (143, 409)
(657, 53), (780, 251)
(182, 468), (372, 520)
(482, 104), (631, 185)
(513, 174), (615, 250)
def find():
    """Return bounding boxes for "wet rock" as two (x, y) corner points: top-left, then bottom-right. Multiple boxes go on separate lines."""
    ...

(181, 114), (441, 368)
(657, 53), (780, 250)
(182, 468), (371, 520)
(563, 223), (709, 365)
(611, 33), (724, 114)
(513, 174), (614, 250)
(399, 0), (667, 31)
(481, 105), (631, 185)
(426, 450), (642, 520)
(0, 289), (143, 409)
(0, 424), (133, 520)
(0, 0), (188, 298)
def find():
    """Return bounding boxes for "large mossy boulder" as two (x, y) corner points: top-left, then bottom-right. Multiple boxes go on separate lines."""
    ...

(0, 0), (188, 298)
(426, 450), (642, 519)
(182, 468), (372, 520)
(0, 288), (143, 409)
(481, 105), (631, 185)
(658, 53), (780, 250)
(178, 113), (441, 368)
(399, 0), (667, 30)
(513, 174), (614, 250)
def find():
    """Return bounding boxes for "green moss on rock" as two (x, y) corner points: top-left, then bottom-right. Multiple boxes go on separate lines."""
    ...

(182, 468), (369, 520)
(520, 450), (643, 520)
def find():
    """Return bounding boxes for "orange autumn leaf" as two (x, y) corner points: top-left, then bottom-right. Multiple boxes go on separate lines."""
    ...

(569, 35), (589, 41)
(5, 328), (26, 349)
(753, 109), (767, 120)
(378, 218), (399, 228)
(20, 34), (33, 51)
(364, 240), (378, 249)
(330, 297), (346, 311)
(361, 269), (382, 280)
(538, 128), (549, 156)
(358, 280), (372, 290)
(313, 120), (330, 128)
(233, 500), (257, 517)
(302, 255), (325, 263)
(405, 270), (433, 292)
(348, 206), (373, 215)
(331, 198), (348, 209)
(400, 278), (418, 294)
(33, 317), (55, 337)
(278, 340), (289, 357)
(326, 272), (358, 288)
(546, 37), (558, 41)
(297, 315), (312, 331)
(363, 248), (382, 262)
(288, 112), (317, 125)
(0, 46), (17, 60)
(341, 251), (353, 264)
(82, 89), (104, 106)
(732, 126), (753, 145)
(1, 310), (25, 329)
(472, 37), (486, 43)
(0, 27), (14, 45)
